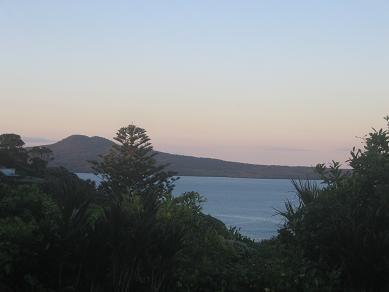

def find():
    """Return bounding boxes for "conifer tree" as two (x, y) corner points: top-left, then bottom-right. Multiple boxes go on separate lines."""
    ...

(93, 124), (175, 199)
(92, 125), (180, 292)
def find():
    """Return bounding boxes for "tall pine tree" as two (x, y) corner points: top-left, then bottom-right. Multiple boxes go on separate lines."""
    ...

(93, 125), (175, 199)
(92, 125), (181, 292)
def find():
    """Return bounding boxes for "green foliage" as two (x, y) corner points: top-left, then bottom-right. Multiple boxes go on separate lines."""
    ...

(275, 117), (389, 291)
(5, 119), (389, 292)
(93, 125), (176, 197)
(28, 147), (53, 174)
(91, 124), (185, 291)
(0, 134), (107, 291)
(0, 134), (25, 149)
(0, 134), (28, 170)
(0, 184), (61, 291)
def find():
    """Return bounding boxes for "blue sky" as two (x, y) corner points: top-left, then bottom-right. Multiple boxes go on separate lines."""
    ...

(1, 1), (389, 165)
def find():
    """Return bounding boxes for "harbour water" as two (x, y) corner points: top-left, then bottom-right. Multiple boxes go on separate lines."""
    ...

(77, 173), (305, 240)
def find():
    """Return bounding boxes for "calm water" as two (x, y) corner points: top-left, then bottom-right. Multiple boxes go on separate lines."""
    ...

(76, 173), (302, 241)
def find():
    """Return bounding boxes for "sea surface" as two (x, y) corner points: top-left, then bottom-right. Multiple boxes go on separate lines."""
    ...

(76, 173), (307, 241)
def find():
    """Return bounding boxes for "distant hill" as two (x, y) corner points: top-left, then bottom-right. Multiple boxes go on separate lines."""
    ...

(46, 135), (319, 179)
(46, 135), (114, 172)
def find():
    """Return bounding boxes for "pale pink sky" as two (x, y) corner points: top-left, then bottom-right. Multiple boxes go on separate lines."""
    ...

(1, 1), (389, 166)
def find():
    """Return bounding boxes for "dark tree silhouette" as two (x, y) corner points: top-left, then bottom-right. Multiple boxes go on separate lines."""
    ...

(0, 134), (28, 169)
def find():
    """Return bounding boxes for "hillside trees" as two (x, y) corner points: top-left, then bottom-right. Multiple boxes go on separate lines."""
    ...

(91, 124), (266, 292)
(28, 146), (53, 174)
(276, 117), (389, 291)
(0, 171), (104, 292)
(1, 127), (265, 292)
(6, 119), (389, 291)
(0, 184), (60, 291)
(0, 135), (106, 291)
(0, 134), (28, 169)
(0, 134), (53, 176)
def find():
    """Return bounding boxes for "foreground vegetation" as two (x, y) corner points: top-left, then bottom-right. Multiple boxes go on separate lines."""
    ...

(1, 119), (389, 291)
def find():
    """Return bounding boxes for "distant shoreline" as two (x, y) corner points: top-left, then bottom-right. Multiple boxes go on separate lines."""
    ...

(45, 135), (322, 180)
(76, 172), (323, 182)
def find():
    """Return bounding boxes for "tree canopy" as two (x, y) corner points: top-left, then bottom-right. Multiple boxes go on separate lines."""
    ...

(0, 134), (27, 169)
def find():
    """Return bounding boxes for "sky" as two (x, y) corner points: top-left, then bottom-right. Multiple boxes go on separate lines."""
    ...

(1, 0), (389, 166)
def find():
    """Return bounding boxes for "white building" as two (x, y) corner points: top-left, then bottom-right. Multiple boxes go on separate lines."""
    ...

(0, 168), (16, 176)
